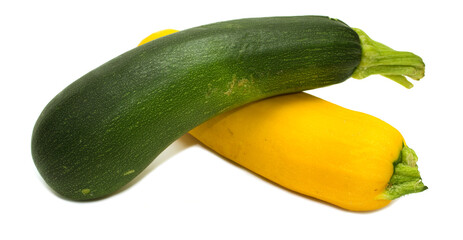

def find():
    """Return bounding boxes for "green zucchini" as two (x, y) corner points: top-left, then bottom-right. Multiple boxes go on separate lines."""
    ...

(31, 15), (424, 200)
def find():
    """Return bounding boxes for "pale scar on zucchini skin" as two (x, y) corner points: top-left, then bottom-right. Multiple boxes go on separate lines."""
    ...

(81, 189), (91, 195)
(123, 170), (136, 176)
(224, 75), (253, 96)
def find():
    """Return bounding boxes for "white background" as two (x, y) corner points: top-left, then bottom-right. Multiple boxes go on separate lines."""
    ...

(1, 0), (462, 239)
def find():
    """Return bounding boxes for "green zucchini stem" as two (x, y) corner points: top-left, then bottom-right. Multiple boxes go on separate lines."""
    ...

(351, 28), (425, 89)
(377, 146), (428, 200)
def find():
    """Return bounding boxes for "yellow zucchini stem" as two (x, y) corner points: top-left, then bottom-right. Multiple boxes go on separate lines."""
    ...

(351, 28), (425, 89)
(378, 146), (428, 200)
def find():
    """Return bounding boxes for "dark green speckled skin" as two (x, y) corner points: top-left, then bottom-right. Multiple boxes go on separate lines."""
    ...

(31, 16), (361, 200)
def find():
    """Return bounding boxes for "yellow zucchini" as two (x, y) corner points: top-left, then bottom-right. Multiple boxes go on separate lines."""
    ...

(190, 93), (426, 211)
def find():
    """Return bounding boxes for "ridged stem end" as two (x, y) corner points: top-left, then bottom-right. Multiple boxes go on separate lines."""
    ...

(351, 28), (425, 89)
(378, 146), (428, 200)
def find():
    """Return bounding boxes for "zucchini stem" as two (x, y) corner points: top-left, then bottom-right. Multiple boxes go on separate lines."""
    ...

(351, 28), (425, 88)
(377, 146), (428, 200)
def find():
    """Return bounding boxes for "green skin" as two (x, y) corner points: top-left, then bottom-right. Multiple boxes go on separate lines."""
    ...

(31, 16), (425, 201)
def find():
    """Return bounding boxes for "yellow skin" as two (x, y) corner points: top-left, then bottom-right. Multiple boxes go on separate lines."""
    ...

(190, 93), (402, 211)
(139, 30), (425, 211)
(138, 29), (179, 46)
